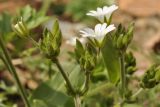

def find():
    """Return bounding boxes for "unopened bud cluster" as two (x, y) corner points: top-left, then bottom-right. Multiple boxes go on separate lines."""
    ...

(39, 20), (62, 59)
(113, 24), (134, 51)
(125, 52), (137, 75)
(140, 65), (160, 88)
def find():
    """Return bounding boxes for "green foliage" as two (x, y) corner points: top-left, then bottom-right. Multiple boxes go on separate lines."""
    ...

(18, 5), (49, 29)
(0, 12), (12, 35)
(91, 59), (107, 83)
(31, 61), (82, 107)
(0, 12), (14, 42)
(0, 81), (18, 107)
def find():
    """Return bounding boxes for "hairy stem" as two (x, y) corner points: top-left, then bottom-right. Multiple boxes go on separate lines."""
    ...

(0, 36), (31, 107)
(54, 59), (75, 95)
(0, 54), (12, 74)
(120, 53), (126, 100)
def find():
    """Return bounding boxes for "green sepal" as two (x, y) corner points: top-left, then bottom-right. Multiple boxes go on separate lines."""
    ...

(75, 39), (85, 59)
(116, 34), (124, 49)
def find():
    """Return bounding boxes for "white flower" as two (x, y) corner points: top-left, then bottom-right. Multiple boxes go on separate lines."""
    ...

(87, 5), (118, 22)
(66, 37), (86, 46)
(80, 23), (115, 41)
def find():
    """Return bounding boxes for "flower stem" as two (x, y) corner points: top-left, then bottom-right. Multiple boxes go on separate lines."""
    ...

(0, 35), (31, 107)
(120, 53), (126, 100)
(54, 58), (75, 95)
(0, 53), (12, 74)
(131, 88), (143, 99)
(74, 94), (81, 107)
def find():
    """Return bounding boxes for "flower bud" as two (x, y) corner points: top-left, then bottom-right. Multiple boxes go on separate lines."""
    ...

(140, 64), (160, 88)
(12, 17), (29, 38)
(39, 20), (62, 59)
(116, 34), (124, 49)
(125, 24), (134, 45)
(113, 23), (134, 51)
(125, 52), (137, 75)
(75, 40), (97, 72)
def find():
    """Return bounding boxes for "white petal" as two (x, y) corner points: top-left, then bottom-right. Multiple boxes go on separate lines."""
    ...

(80, 28), (95, 37)
(86, 11), (97, 16)
(98, 23), (107, 38)
(104, 24), (116, 34)
(86, 5), (118, 22)
(96, 15), (104, 22)
(106, 5), (118, 13)
(103, 6), (109, 12)
(90, 10), (97, 14)
(97, 7), (103, 14)
(101, 23), (107, 31)
(95, 24), (101, 33)
(95, 24), (101, 36)
(104, 5), (118, 19)
(66, 37), (87, 46)
(86, 13), (94, 16)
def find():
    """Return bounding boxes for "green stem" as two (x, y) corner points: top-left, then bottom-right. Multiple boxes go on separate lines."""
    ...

(131, 88), (143, 99)
(80, 73), (90, 95)
(28, 36), (39, 47)
(0, 54), (12, 74)
(74, 94), (81, 107)
(54, 58), (75, 95)
(0, 36), (31, 107)
(120, 53), (126, 100)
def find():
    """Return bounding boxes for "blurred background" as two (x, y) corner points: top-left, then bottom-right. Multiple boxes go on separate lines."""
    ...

(1, 0), (159, 67)
(0, 0), (160, 107)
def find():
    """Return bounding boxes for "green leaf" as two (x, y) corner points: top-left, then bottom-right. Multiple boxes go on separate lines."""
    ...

(0, 12), (12, 35)
(31, 83), (73, 107)
(32, 99), (48, 107)
(19, 5), (49, 29)
(31, 62), (83, 107)
(101, 36), (120, 84)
